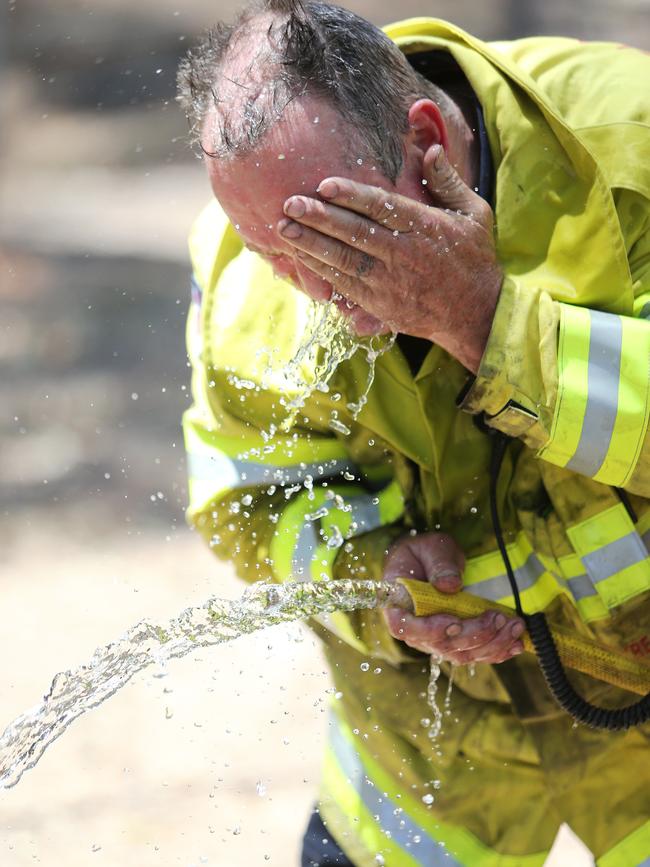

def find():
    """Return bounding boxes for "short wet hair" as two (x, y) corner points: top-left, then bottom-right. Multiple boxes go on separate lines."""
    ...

(177, 0), (454, 181)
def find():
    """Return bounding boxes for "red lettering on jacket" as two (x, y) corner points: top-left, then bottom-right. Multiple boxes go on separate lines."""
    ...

(627, 635), (650, 657)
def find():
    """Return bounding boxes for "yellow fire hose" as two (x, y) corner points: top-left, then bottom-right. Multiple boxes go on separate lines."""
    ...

(392, 578), (650, 697)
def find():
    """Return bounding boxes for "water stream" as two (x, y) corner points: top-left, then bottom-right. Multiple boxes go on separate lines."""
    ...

(0, 579), (407, 791)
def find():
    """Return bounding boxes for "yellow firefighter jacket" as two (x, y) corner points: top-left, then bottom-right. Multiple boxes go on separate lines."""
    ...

(183, 19), (650, 867)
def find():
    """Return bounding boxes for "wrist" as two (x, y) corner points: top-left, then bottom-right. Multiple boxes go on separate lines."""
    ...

(431, 267), (503, 373)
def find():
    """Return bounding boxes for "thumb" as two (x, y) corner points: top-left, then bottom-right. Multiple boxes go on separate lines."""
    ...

(418, 532), (464, 594)
(423, 144), (483, 217)
(384, 532), (464, 595)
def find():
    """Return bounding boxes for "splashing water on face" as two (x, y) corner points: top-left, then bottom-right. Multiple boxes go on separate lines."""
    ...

(278, 297), (395, 431)
(0, 580), (406, 791)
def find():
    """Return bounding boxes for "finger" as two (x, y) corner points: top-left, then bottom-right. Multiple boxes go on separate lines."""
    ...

(278, 218), (380, 283)
(444, 616), (526, 663)
(423, 144), (493, 225)
(316, 178), (419, 233)
(383, 608), (458, 647)
(384, 609), (501, 653)
(384, 532), (464, 594)
(385, 608), (526, 663)
(283, 195), (394, 256)
(446, 638), (525, 666)
(400, 610), (512, 653)
(288, 247), (376, 312)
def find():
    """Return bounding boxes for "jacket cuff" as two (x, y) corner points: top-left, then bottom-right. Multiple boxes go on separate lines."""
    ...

(457, 277), (560, 448)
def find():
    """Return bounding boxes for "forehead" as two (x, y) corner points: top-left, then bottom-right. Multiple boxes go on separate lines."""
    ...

(204, 98), (378, 249)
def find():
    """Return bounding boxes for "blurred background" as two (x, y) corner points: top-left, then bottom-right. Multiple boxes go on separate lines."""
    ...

(1, 1), (648, 865)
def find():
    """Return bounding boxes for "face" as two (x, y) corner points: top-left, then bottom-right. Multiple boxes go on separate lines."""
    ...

(203, 96), (429, 336)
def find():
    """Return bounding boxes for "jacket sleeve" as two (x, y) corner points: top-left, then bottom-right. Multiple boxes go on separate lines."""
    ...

(459, 191), (650, 497)
(182, 279), (407, 659)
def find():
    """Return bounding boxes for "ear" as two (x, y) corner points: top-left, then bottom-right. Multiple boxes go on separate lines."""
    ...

(407, 99), (450, 155)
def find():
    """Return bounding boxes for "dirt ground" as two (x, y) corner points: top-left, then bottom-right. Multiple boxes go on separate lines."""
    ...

(0, 528), (331, 866)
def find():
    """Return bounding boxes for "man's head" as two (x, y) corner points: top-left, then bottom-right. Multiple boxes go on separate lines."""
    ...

(177, 1), (468, 333)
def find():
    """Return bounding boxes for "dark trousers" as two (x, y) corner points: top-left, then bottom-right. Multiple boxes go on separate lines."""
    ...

(301, 808), (355, 866)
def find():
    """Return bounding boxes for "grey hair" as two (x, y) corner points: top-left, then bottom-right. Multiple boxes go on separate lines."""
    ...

(177, 0), (455, 182)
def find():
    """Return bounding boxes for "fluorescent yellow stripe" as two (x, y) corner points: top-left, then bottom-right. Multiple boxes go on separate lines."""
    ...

(597, 820), (650, 867)
(330, 714), (547, 867)
(575, 594), (610, 623)
(566, 503), (650, 611)
(566, 505), (630, 554)
(184, 412), (350, 467)
(596, 560), (650, 609)
(540, 304), (591, 468)
(594, 314), (650, 486)
(378, 479), (406, 523)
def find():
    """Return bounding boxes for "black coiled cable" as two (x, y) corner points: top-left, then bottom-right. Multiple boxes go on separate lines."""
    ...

(489, 431), (650, 731)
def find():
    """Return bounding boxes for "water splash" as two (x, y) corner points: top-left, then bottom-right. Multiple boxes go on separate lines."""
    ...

(279, 299), (359, 425)
(278, 298), (395, 432)
(0, 580), (403, 790)
(426, 654), (444, 742)
(347, 333), (396, 421)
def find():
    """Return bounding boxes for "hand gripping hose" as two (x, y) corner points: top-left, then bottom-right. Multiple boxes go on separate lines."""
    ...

(487, 432), (650, 730)
(394, 578), (650, 700)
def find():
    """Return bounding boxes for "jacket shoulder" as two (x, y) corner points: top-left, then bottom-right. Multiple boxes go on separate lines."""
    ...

(491, 37), (650, 131)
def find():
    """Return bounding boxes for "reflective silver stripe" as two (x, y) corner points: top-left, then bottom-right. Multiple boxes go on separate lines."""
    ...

(348, 496), (381, 534)
(565, 310), (622, 478)
(290, 496), (383, 581)
(292, 521), (319, 581)
(467, 552), (546, 602)
(581, 531), (649, 584)
(329, 718), (462, 866)
(188, 453), (357, 489)
(566, 573), (598, 601)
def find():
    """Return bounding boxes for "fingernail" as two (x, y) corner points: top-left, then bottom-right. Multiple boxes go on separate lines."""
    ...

(318, 180), (339, 199)
(510, 641), (524, 655)
(284, 197), (306, 218)
(445, 624), (462, 637)
(494, 614), (506, 630)
(433, 145), (445, 169)
(435, 571), (460, 589)
(279, 220), (302, 239)
(511, 622), (525, 638)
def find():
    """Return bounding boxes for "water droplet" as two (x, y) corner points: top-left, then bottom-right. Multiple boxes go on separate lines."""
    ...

(422, 793), (435, 805)
(360, 662), (370, 672)
(326, 526), (344, 549)
(329, 418), (351, 436)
